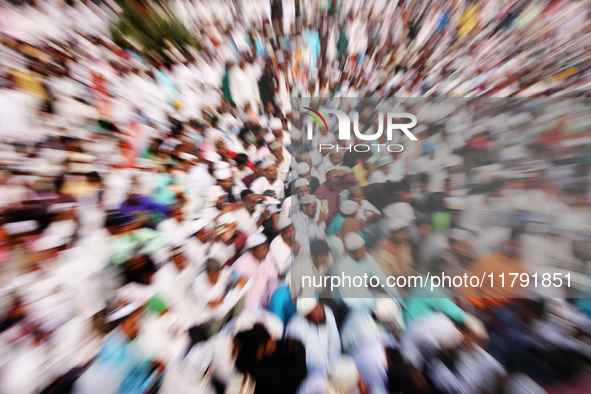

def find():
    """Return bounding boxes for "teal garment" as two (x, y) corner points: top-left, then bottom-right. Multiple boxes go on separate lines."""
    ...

(154, 69), (178, 104)
(268, 284), (298, 326)
(221, 66), (234, 107)
(327, 213), (370, 244)
(403, 277), (467, 325)
(110, 228), (168, 265)
(152, 173), (191, 206)
(304, 28), (321, 69)
(327, 213), (345, 236)
(73, 329), (158, 394)
(430, 212), (453, 231)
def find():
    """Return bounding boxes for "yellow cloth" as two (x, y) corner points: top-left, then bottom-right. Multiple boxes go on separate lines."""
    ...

(352, 163), (369, 187)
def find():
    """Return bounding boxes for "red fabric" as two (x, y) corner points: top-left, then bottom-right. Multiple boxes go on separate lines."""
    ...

(227, 150), (255, 171)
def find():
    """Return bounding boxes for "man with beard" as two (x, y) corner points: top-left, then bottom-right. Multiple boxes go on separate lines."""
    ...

(251, 160), (285, 199)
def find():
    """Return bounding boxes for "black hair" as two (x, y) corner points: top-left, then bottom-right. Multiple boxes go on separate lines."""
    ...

(236, 153), (248, 166)
(240, 189), (254, 200)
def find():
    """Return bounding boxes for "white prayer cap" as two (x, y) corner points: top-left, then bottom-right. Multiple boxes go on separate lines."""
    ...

(324, 164), (337, 175)
(3, 220), (38, 235)
(291, 127), (302, 140)
(370, 171), (387, 184)
(296, 162), (310, 175)
(214, 161), (231, 170)
(449, 228), (472, 242)
(377, 155), (394, 167)
(32, 236), (65, 252)
(269, 118), (282, 130)
(269, 141), (282, 151)
(388, 217), (409, 232)
(178, 152), (197, 161)
(294, 178), (310, 188)
(214, 168), (233, 180)
(263, 196), (281, 205)
(189, 219), (209, 235)
(203, 185), (226, 200)
(246, 232), (267, 249)
(277, 217), (291, 230)
(383, 202), (416, 222)
(344, 233), (365, 251)
(48, 203), (77, 213)
(297, 297), (318, 316)
(263, 133), (275, 144)
(373, 298), (405, 330)
(218, 212), (236, 226)
(329, 356), (359, 391)
(340, 200), (359, 215)
(258, 116), (268, 129)
(203, 151), (222, 163)
(444, 197), (467, 210)
(300, 194), (316, 205)
(283, 102), (292, 113)
(261, 159), (276, 170)
(106, 300), (144, 323)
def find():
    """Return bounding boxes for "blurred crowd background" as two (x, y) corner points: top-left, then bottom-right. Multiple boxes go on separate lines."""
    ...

(1, 0), (591, 393)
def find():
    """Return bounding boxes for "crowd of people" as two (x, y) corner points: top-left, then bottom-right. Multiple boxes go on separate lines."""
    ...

(1, 0), (591, 393)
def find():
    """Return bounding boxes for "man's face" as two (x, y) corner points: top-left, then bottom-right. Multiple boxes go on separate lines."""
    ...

(350, 190), (364, 204)
(327, 171), (342, 189)
(329, 153), (341, 165)
(172, 252), (188, 270)
(121, 310), (142, 339)
(272, 128), (282, 138)
(391, 228), (409, 243)
(271, 147), (283, 159)
(350, 246), (367, 261)
(296, 185), (310, 199)
(218, 177), (233, 192)
(251, 243), (269, 260)
(302, 202), (317, 218)
(215, 195), (227, 210)
(311, 251), (330, 267)
(254, 164), (264, 177)
(300, 170), (312, 183)
(207, 270), (220, 284)
(281, 226), (292, 241)
(244, 194), (258, 213)
(307, 303), (325, 324)
(196, 228), (210, 243)
(266, 165), (278, 182)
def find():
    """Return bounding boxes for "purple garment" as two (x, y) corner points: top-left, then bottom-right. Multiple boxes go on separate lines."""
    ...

(119, 195), (169, 217)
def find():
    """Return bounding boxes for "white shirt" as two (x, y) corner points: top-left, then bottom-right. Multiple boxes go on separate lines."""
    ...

(250, 176), (285, 199)
(234, 206), (264, 236)
(269, 235), (291, 278)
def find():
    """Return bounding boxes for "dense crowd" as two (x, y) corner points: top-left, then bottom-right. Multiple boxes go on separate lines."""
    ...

(1, 0), (591, 393)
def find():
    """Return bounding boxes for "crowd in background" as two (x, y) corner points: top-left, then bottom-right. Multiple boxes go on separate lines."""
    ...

(1, 0), (591, 393)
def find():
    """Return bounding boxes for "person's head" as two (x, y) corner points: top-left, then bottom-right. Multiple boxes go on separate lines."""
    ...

(124, 254), (156, 285)
(329, 151), (342, 165)
(348, 185), (364, 204)
(296, 162), (312, 183)
(205, 258), (222, 283)
(264, 163), (278, 182)
(119, 308), (143, 340)
(241, 189), (258, 214)
(215, 193), (227, 211)
(246, 233), (269, 260)
(171, 247), (188, 270)
(269, 141), (283, 159)
(300, 195), (317, 218)
(326, 169), (344, 190)
(344, 233), (367, 261)
(277, 217), (292, 242)
(169, 203), (184, 221)
(388, 218), (409, 244)
(448, 229), (472, 256)
(294, 178), (310, 199)
(394, 179), (412, 203)
(235, 153), (248, 170)
(253, 161), (265, 177)
(310, 240), (330, 267)
(340, 200), (359, 219)
(419, 172), (430, 192)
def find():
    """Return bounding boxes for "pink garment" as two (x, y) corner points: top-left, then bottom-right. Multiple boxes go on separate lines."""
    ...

(232, 251), (279, 308)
